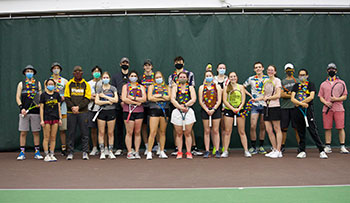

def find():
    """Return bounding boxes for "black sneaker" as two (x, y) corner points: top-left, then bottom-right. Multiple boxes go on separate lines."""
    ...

(61, 150), (67, 156)
(171, 147), (178, 156)
(191, 147), (203, 156)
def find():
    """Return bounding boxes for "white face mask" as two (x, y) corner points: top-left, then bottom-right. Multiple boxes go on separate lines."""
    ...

(53, 69), (60, 75)
(218, 69), (226, 75)
(129, 76), (138, 83)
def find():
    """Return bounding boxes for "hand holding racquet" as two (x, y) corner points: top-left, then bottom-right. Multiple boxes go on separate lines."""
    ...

(326, 82), (345, 114)
(296, 90), (309, 128)
(126, 88), (140, 123)
(262, 80), (276, 118)
(228, 89), (242, 126)
(21, 93), (40, 118)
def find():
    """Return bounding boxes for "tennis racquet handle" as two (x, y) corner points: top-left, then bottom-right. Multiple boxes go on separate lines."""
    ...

(304, 116), (309, 128)
(209, 116), (212, 127)
(234, 115), (237, 126)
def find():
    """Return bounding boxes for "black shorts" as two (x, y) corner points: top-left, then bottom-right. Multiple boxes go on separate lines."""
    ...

(223, 109), (244, 118)
(97, 109), (116, 121)
(149, 108), (170, 118)
(143, 107), (150, 124)
(123, 112), (144, 121)
(87, 111), (98, 128)
(280, 108), (296, 129)
(263, 107), (281, 121)
(201, 108), (222, 120)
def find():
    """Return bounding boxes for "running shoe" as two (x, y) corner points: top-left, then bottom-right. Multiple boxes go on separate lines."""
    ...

(34, 150), (43, 160)
(114, 149), (123, 156)
(244, 151), (252, 158)
(297, 151), (306, 159)
(44, 155), (51, 162)
(215, 151), (221, 158)
(109, 151), (116, 159)
(61, 150), (67, 156)
(50, 154), (57, 162)
(265, 150), (275, 157)
(171, 147), (178, 156)
(89, 147), (99, 156)
(191, 147), (203, 156)
(221, 151), (229, 158)
(127, 152), (135, 160)
(82, 152), (89, 160)
(146, 152), (152, 160)
(152, 145), (159, 152)
(186, 152), (193, 159)
(320, 151), (328, 159)
(324, 146), (332, 153)
(269, 151), (279, 159)
(203, 151), (210, 158)
(340, 146), (349, 154)
(258, 146), (267, 154)
(104, 147), (109, 156)
(248, 147), (257, 155)
(134, 152), (141, 159)
(176, 152), (183, 159)
(17, 151), (26, 161)
(144, 150), (149, 156)
(66, 154), (73, 160)
(156, 147), (161, 155)
(159, 151), (168, 159)
(100, 152), (106, 160)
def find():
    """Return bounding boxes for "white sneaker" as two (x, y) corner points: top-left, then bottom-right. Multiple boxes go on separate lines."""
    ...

(278, 151), (283, 158)
(146, 152), (152, 160)
(244, 151), (252, 158)
(17, 152), (26, 161)
(89, 147), (99, 156)
(144, 150), (149, 156)
(134, 152), (141, 159)
(340, 146), (349, 154)
(66, 154), (73, 160)
(320, 151), (328, 159)
(131, 148), (136, 155)
(109, 151), (116, 159)
(159, 151), (168, 159)
(324, 146), (332, 153)
(221, 151), (229, 158)
(152, 145), (159, 152)
(82, 152), (89, 160)
(265, 150), (275, 157)
(114, 149), (123, 156)
(100, 152), (106, 160)
(127, 152), (135, 160)
(50, 154), (57, 162)
(156, 147), (161, 155)
(44, 155), (51, 162)
(104, 147), (109, 156)
(269, 151), (279, 159)
(297, 151), (306, 159)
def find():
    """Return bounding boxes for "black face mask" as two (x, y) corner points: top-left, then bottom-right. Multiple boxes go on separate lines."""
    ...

(175, 64), (183, 70)
(328, 70), (336, 77)
(286, 71), (293, 77)
(121, 65), (129, 70)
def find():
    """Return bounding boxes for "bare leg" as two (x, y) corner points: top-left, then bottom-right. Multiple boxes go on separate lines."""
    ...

(133, 119), (143, 153)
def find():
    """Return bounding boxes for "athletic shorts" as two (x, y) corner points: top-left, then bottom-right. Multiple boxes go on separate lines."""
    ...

(87, 111), (98, 128)
(280, 108), (296, 129)
(322, 111), (345, 129)
(201, 108), (222, 120)
(263, 107), (281, 121)
(251, 105), (264, 114)
(98, 109), (117, 121)
(18, 114), (41, 132)
(143, 107), (150, 124)
(223, 109), (244, 118)
(171, 108), (196, 126)
(59, 114), (67, 131)
(44, 120), (59, 125)
(123, 112), (144, 121)
(149, 108), (170, 118)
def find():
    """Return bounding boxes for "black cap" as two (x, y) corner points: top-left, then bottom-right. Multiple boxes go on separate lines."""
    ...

(144, 59), (152, 66)
(22, 65), (37, 75)
(51, 62), (62, 72)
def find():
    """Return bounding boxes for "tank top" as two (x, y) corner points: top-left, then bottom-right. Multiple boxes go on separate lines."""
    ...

(176, 83), (192, 105)
(21, 79), (40, 114)
(122, 83), (144, 113)
(202, 83), (217, 109)
(149, 83), (170, 109)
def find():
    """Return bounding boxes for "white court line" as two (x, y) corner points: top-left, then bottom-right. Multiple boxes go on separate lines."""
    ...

(0, 184), (350, 191)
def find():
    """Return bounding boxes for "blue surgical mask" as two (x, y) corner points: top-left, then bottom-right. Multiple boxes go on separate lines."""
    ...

(53, 69), (60, 75)
(26, 72), (33, 79)
(93, 72), (101, 79)
(47, 85), (55, 91)
(102, 78), (110, 84)
(155, 78), (163, 84)
(129, 77), (138, 83)
(218, 69), (226, 75)
(206, 77), (213, 83)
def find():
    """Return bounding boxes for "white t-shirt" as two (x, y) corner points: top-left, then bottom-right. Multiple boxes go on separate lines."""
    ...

(88, 79), (102, 112)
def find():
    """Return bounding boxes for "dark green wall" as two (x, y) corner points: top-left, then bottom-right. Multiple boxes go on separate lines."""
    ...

(1, 14), (350, 151)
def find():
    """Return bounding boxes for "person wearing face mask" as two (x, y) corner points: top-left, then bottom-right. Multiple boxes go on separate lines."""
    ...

(198, 71), (222, 158)
(121, 71), (147, 159)
(16, 65), (43, 160)
(291, 69), (328, 159)
(87, 66), (104, 156)
(318, 63), (349, 154)
(95, 72), (119, 160)
(39, 79), (62, 162)
(213, 63), (229, 154)
(146, 71), (171, 160)
(168, 56), (202, 156)
(280, 63), (300, 152)
(111, 57), (130, 156)
(49, 62), (69, 156)
(243, 62), (268, 155)
(171, 71), (197, 159)
(64, 66), (91, 160)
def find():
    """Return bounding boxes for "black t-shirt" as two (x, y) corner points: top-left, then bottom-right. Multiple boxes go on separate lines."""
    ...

(40, 92), (61, 121)
(291, 81), (316, 106)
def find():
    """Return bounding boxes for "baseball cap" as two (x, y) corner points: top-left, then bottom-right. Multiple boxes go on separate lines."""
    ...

(327, 63), (337, 70)
(120, 57), (130, 64)
(284, 63), (294, 70)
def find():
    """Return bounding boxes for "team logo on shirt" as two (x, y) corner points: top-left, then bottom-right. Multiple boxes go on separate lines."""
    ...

(71, 88), (84, 96)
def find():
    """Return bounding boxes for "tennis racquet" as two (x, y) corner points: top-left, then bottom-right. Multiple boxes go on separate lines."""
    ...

(326, 82), (345, 114)
(262, 80), (276, 118)
(296, 90), (309, 128)
(22, 93), (40, 117)
(126, 88), (140, 122)
(180, 109), (188, 131)
(92, 106), (104, 122)
(93, 88), (115, 122)
(228, 89), (242, 126)
(157, 102), (168, 122)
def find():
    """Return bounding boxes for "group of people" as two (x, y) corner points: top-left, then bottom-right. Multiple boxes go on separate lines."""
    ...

(15, 56), (349, 162)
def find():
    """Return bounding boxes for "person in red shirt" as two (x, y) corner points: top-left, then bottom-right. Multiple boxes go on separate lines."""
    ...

(318, 63), (349, 154)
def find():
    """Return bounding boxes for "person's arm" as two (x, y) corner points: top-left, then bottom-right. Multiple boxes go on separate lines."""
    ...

(185, 86), (197, 107)
(64, 81), (74, 111)
(222, 86), (234, 112)
(40, 103), (45, 127)
(16, 82), (23, 106)
(319, 96), (332, 108)
(266, 87), (281, 101)
(58, 101), (62, 126)
(38, 81), (42, 95)
(162, 86), (171, 101)
(135, 85), (147, 103)
(213, 84), (222, 111)
(238, 85), (246, 111)
(121, 84), (140, 105)
(171, 85), (184, 110)
(95, 92), (112, 106)
(148, 85), (163, 102)
(77, 82), (91, 111)
(198, 85), (208, 112)
(291, 91), (308, 108)
(281, 87), (291, 98)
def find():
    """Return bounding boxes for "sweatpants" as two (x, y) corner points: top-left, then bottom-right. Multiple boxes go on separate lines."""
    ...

(67, 112), (89, 154)
(292, 106), (324, 152)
